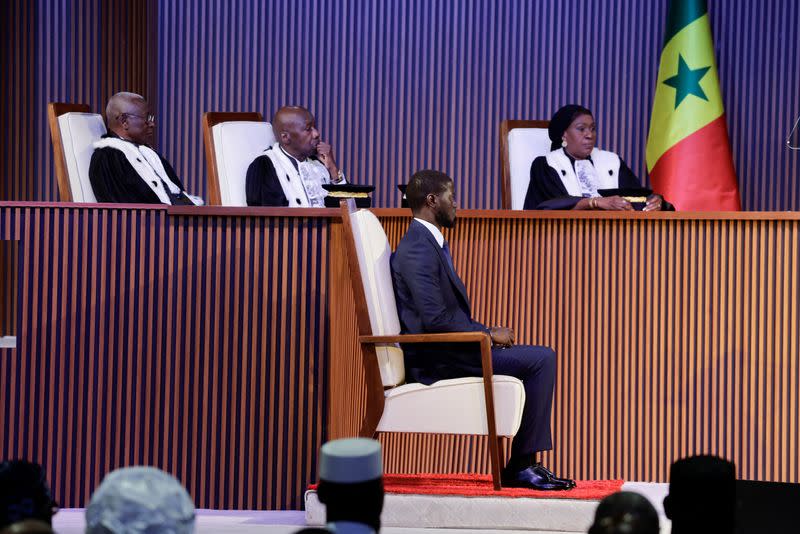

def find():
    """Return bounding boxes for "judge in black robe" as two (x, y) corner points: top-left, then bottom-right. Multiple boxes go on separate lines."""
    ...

(524, 153), (645, 210)
(523, 104), (673, 211)
(88, 92), (199, 205)
(246, 106), (344, 207)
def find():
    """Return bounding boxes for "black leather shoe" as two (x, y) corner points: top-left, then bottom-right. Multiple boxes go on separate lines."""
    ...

(501, 465), (571, 490)
(535, 463), (577, 488)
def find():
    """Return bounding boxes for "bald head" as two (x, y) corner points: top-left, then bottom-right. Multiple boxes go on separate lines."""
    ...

(273, 106), (312, 132)
(272, 106), (320, 160)
(106, 92), (145, 122)
(105, 92), (154, 145)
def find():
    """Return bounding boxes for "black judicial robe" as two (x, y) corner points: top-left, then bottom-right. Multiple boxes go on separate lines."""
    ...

(245, 155), (290, 207)
(523, 154), (645, 210)
(89, 134), (192, 204)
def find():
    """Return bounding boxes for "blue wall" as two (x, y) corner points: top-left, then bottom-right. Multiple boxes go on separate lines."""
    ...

(156, 0), (800, 209)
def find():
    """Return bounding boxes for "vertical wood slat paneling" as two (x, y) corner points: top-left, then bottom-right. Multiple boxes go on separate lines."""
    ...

(0, 241), (17, 336)
(329, 212), (800, 484)
(0, 205), (330, 510)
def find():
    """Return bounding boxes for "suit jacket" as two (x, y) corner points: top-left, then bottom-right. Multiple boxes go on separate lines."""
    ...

(390, 220), (488, 384)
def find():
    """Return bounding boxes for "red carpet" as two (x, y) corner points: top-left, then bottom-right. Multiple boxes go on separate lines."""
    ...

(311, 474), (623, 500)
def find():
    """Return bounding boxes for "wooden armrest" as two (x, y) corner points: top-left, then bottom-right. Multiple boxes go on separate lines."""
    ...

(359, 332), (490, 344)
(360, 332), (494, 379)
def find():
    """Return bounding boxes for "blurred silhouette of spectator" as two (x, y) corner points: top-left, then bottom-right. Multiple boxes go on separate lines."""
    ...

(85, 466), (195, 534)
(0, 461), (57, 533)
(664, 455), (736, 534)
(588, 490), (659, 534)
(296, 438), (384, 533)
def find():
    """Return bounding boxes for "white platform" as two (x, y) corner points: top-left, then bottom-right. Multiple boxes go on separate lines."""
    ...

(305, 481), (671, 533)
(52, 482), (671, 533)
(0, 336), (16, 348)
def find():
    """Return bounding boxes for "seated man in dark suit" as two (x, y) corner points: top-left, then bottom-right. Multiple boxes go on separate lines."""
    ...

(89, 92), (202, 205)
(390, 169), (574, 490)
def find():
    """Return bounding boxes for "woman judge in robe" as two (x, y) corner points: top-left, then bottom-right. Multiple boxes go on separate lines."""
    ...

(523, 104), (672, 211)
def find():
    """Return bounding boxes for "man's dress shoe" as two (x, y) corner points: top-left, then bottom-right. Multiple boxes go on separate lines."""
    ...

(501, 465), (571, 490)
(535, 463), (577, 488)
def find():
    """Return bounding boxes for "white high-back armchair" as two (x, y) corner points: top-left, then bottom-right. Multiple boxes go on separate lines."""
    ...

(499, 120), (551, 210)
(48, 103), (107, 202)
(202, 112), (276, 205)
(339, 199), (525, 489)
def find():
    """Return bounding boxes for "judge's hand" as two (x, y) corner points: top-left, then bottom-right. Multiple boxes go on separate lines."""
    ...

(489, 326), (515, 348)
(643, 194), (664, 212)
(595, 195), (633, 211)
(316, 141), (340, 180)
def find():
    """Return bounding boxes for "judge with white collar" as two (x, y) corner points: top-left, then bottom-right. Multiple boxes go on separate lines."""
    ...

(523, 104), (672, 211)
(246, 106), (346, 207)
(89, 92), (202, 205)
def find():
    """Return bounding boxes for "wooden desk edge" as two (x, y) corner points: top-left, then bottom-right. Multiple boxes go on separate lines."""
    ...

(1, 201), (799, 221)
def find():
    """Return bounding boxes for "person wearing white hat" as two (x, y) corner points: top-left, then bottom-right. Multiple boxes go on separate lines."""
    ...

(85, 466), (195, 534)
(298, 438), (384, 534)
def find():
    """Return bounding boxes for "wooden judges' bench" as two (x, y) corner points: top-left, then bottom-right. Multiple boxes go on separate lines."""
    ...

(1, 204), (798, 510)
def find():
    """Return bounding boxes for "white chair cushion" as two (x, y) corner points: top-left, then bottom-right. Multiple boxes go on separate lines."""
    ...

(351, 209), (405, 386)
(58, 112), (106, 202)
(378, 375), (525, 436)
(507, 127), (551, 210)
(212, 121), (275, 206)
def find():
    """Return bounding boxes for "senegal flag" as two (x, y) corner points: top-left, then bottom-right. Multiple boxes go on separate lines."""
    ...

(646, 0), (741, 210)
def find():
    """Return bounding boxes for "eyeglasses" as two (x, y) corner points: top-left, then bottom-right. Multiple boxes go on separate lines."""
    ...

(121, 113), (156, 124)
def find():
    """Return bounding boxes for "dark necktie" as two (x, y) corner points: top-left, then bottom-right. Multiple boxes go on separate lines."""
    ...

(442, 240), (470, 310)
(442, 241), (456, 275)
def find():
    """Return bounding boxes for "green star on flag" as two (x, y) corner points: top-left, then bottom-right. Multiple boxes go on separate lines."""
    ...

(663, 54), (711, 108)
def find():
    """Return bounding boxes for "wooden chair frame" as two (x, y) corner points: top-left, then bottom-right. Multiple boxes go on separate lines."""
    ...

(47, 102), (92, 202)
(202, 111), (264, 205)
(499, 119), (549, 210)
(339, 199), (505, 490)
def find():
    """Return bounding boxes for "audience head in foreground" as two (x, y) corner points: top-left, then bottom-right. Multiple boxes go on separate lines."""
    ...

(664, 455), (735, 534)
(85, 466), (195, 534)
(313, 438), (384, 533)
(523, 103), (671, 211)
(588, 491), (659, 534)
(0, 461), (57, 534)
(89, 92), (202, 205)
(246, 105), (345, 207)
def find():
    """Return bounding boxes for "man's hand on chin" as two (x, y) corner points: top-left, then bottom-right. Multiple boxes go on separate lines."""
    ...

(316, 141), (340, 180)
(489, 326), (515, 348)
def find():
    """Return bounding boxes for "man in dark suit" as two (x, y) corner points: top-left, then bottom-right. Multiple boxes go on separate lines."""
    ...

(390, 169), (574, 491)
